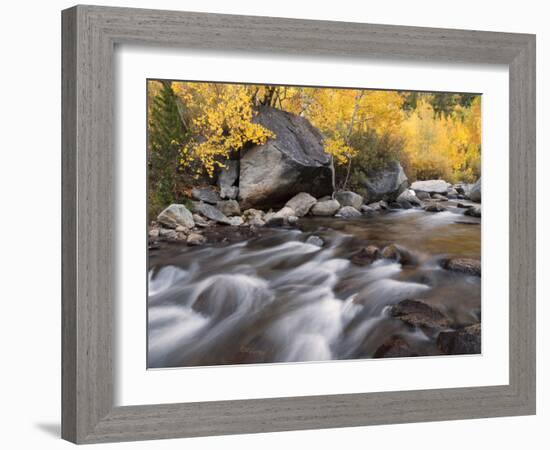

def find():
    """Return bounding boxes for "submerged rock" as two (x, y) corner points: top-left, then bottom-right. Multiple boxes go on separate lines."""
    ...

(334, 191), (363, 210)
(351, 245), (381, 266)
(437, 323), (481, 355)
(157, 204), (195, 229)
(239, 106), (334, 209)
(441, 258), (481, 276)
(311, 199), (341, 216)
(381, 244), (418, 265)
(424, 203), (447, 213)
(464, 205), (481, 218)
(336, 206), (362, 218)
(390, 299), (451, 331)
(305, 235), (324, 247)
(367, 200), (389, 211)
(374, 336), (418, 358)
(285, 192), (316, 217)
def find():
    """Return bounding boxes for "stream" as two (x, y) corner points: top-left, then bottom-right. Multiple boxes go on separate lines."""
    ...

(148, 200), (481, 368)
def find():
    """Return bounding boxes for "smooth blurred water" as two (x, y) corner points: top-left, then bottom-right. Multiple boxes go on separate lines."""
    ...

(148, 201), (480, 368)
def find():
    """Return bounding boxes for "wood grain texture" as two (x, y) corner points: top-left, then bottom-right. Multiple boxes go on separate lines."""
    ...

(61, 4), (536, 444)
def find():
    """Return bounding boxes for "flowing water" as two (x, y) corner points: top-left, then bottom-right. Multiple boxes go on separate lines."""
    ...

(148, 200), (481, 368)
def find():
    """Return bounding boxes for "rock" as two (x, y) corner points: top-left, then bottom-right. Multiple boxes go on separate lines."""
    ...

(454, 184), (466, 195)
(187, 233), (206, 246)
(336, 206), (362, 218)
(464, 206), (481, 218)
(441, 258), (481, 276)
(437, 323), (481, 355)
(194, 202), (232, 225)
(285, 192), (316, 217)
(311, 199), (341, 216)
(351, 245), (381, 266)
(238, 105), (334, 209)
(367, 200), (389, 211)
(334, 191), (363, 210)
(220, 185), (239, 200)
(381, 244), (418, 265)
(456, 202), (470, 208)
(175, 225), (189, 233)
(148, 228), (160, 239)
(243, 208), (265, 220)
(431, 193), (448, 201)
(415, 191), (431, 201)
(396, 189), (422, 206)
(274, 206), (296, 219)
(374, 336), (417, 358)
(288, 215), (299, 225)
(360, 205), (376, 214)
(446, 187), (459, 199)
(317, 195), (332, 202)
(248, 217), (266, 227)
(217, 160), (239, 198)
(423, 203), (447, 212)
(411, 179), (449, 194)
(390, 299), (451, 331)
(158, 228), (178, 241)
(192, 213), (211, 228)
(468, 178), (481, 202)
(306, 235), (324, 247)
(192, 187), (221, 204)
(216, 199), (241, 216)
(157, 204), (195, 229)
(397, 200), (413, 209)
(360, 161), (408, 203)
(228, 216), (244, 226)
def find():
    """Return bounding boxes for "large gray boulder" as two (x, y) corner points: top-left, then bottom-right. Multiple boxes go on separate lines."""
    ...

(410, 179), (449, 195)
(468, 178), (481, 202)
(335, 191), (363, 210)
(157, 204), (195, 229)
(285, 192), (317, 217)
(238, 106), (334, 209)
(360, 161), (408, 203)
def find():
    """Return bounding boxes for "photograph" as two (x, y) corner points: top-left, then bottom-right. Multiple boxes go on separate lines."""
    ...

(146, 80), (482, 369)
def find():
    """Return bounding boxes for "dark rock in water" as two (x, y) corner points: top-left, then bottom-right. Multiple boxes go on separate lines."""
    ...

(456, 202), (470, 208)
(194, 202), (232, 225)
(216, 199), (241, 216)
(447, 187), (459, 199)
(334, 190), (363, 210)
(367, 200), (389, 211)
(187, 233), (206, 246)
(305, 235), (324, 247)
(360, 205), (376, 214)
(351, 245), (381, 266)
(157, 204), (195, 229)
(415, 191), (431, 201)
(424, 203), (447, 212)
(464, 205), (481, 217)
(359, 161), (408, 203)
(389, 202), (403, 210)
(431, 193), (449, 201)
(311, 199), (341, 216)
(441, 258), (481, 276)
(285, 192), (317, 217)
(381, 244), (418, 265)
(374, 336), (418, 358)
(411, 179), (449, 194)
(437, 323), (481, 355)
(390, 299), (451, 331)
(239, 106), (334, 209)
(468, 178), (481, 202)
(336, 206), (362, 218)
(454, 220), (480, 226)
(192, 187), (221, 204)
(398, 200), (413, 209)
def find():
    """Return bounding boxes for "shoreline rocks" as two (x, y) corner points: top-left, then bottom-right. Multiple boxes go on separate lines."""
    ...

(360, 161), (408, 203)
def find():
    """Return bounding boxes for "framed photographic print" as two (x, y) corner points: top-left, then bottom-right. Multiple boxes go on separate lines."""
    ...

(62, 5), (536, 444)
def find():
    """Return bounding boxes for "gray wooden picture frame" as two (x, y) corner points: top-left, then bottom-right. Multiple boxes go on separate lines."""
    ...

(61, 4), (536, 444)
